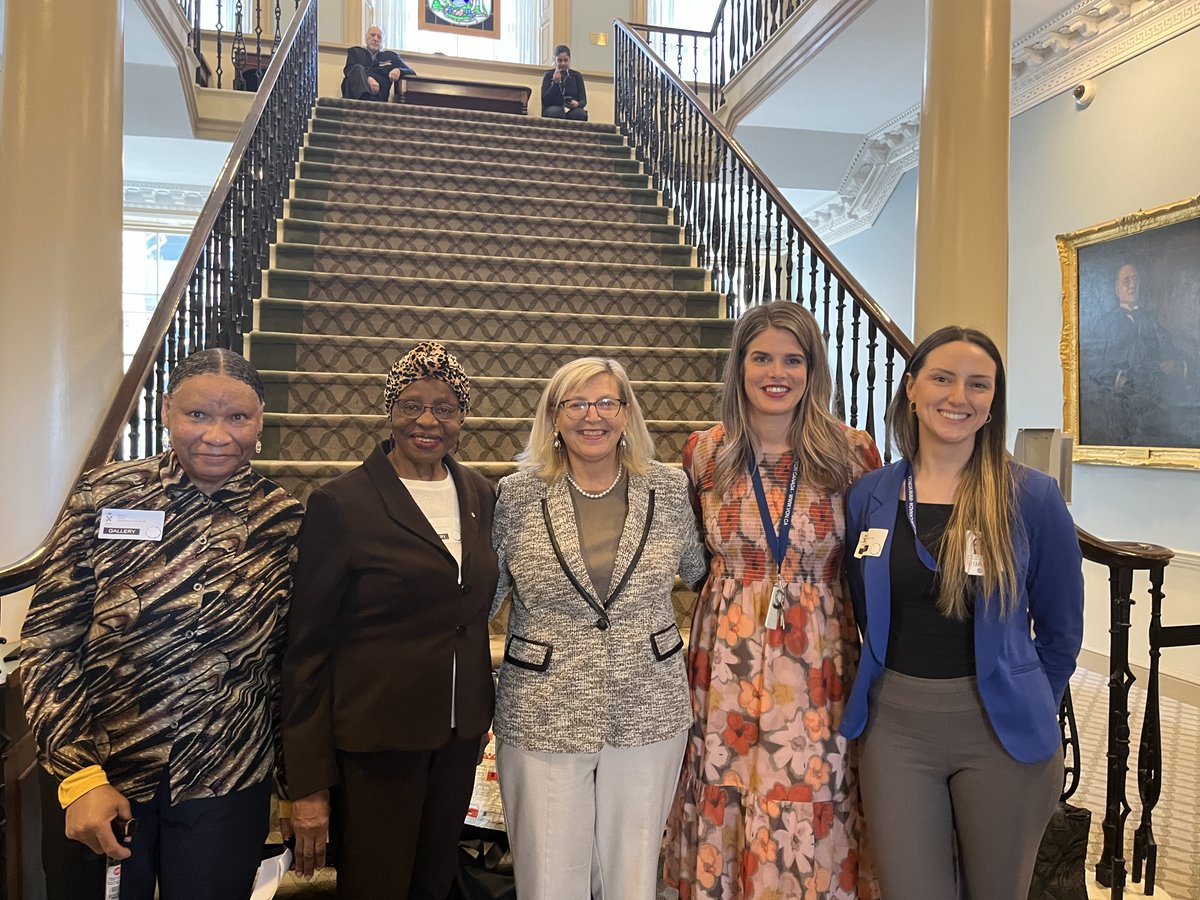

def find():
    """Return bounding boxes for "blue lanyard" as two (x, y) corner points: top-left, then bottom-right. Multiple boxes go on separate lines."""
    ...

(749, 451), (800, 577)
(902, 459), (940, 572)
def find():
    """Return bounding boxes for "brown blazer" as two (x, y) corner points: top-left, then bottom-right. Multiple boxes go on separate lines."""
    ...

(281, 441), (498, 799)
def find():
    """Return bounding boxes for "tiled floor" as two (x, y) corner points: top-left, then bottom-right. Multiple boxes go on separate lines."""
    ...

(279, 665), (1199, 898)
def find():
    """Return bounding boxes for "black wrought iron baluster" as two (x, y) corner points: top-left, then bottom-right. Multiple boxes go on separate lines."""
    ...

(772, 204), (782, 301)
(808, 243), (819, 314)
(832, 282), (847, 421)
(274, 0), (283, 48)
(215, 0), (224, 89)
(865, 319), (878, 443)
(733, 162), (745, 315)
(751, 183), (763, 303)
(152, 344), (167, 454)
(139, 377), (154, 457)
(192, 1), (203, 84)
(1096, 563), (1135, 898)
(255, 0), (263, 71)
(1132, 564), (1169, 892)
(847, 301), (861, 428)
(883, 343), (896, 463)
(785, 223), (795, 303)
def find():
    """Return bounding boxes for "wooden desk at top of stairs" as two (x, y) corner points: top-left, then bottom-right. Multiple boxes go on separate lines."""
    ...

(394, 75), (532, 115)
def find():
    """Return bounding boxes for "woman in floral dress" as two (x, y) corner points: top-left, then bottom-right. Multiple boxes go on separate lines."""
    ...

(664, 301), (881, 899)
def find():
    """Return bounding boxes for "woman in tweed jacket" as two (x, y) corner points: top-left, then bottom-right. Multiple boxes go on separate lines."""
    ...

(491, 357), (707, 900)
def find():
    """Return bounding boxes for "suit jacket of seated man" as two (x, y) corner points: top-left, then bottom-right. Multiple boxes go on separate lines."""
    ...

(341, 45), (416, 101)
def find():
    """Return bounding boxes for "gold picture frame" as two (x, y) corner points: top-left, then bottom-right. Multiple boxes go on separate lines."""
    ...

(418, 0), (500, 40)
(1058, 194), (1200, 469)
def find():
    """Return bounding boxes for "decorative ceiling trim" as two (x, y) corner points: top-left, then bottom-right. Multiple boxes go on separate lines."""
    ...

(124, 181), (209, 213)
(804, 0), (1200, 244)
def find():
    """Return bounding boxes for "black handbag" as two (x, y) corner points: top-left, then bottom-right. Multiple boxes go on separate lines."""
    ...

(1028, 685), (1091, 900)
(451, 825), (517, 900)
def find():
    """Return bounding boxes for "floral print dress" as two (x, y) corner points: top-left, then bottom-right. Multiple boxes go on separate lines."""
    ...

(664, 424), (881, 900)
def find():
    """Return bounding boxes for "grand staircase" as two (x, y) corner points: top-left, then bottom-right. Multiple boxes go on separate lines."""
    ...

(250, 97), (733, 503)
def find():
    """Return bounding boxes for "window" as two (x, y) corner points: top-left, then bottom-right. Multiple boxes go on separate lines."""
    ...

(370, 0), (539, 64)
(122, 225), (195, 372)
(646, 0), (722, 31)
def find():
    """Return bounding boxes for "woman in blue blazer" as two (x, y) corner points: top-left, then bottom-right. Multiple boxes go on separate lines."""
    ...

(841, 326), (1083, 899)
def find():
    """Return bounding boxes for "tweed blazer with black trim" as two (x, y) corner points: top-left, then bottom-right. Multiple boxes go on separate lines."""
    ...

(490, 461), (707, 752)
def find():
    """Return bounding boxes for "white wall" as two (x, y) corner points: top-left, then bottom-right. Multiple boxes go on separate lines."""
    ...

(827, 166), (918, 337)
(1008, 26), (1200, 692)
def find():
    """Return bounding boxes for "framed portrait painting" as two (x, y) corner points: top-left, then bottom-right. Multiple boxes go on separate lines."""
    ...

(1058, 194), (1200, 469)
(419, 0), (500, 39)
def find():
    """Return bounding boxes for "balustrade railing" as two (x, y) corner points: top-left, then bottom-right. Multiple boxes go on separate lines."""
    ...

(0, 0), (318, 597)
(615, 20), (909, 448)
(630, 0), (806, 109)
(181, 0), (300, 90)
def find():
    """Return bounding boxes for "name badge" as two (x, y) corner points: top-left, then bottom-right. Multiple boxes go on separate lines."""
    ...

(854, 528), (888, 558)
(964, 530), (985, 576)
(98, 508), (165, 542)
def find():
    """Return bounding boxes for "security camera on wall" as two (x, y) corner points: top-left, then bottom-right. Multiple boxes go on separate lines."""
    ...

(1014, 429), (1074, 503)
(1073, 80), (1097, 109)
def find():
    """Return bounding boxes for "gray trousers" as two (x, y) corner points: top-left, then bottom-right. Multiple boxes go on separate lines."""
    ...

(858, 670), (1062, 900)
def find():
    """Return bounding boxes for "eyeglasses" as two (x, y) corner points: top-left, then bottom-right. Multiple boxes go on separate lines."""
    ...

(393, 400), (460, 422)
(557, 397), (626, 420)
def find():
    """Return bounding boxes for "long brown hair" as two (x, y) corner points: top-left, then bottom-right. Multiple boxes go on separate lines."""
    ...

(885, 326), (1019, 619)
(713, 301), (851, 497)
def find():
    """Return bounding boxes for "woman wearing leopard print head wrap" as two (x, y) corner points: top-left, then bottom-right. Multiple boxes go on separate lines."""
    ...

(281, 340), (499, 899)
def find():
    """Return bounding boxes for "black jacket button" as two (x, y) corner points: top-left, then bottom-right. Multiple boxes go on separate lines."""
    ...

(596, 618), (609, 631)
(456, 624), (466, 635)
(460, 583), (471, 594)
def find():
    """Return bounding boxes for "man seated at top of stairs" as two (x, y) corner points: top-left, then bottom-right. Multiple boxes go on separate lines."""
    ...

(341, 25), (416, 102)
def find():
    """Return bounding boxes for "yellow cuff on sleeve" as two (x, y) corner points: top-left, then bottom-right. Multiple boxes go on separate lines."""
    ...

(58, 766), (110, 809)
(278, 798), (294, 818)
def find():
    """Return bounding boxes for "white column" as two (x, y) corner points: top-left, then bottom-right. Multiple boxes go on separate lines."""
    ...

(0, 0), (124, 573)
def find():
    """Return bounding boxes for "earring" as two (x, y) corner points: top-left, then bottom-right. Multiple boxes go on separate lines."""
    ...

(553, 433), (562, 451)
(619, 434), (628, 451)
(255, 437), (263, 453)
(985, 414), (992, 424)
(909, 401), (917, 413)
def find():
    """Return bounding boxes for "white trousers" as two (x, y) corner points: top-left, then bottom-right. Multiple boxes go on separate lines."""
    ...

(495, 729), (688, 900)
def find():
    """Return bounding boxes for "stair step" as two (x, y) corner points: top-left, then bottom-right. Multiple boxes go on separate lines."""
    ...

(270, 243), (708, 291)
(292, 178), (668, 223)
(254, 299), (732, 349)
(264, 269), (723, 319)
(283, 198), (682, 244)
(254, 458), (519, 503)
(278, 220), (695, 266)
(247, 333), (728, 384)
(305, 131), (641, 173)
(259, 372), (720, 420)
(300, 144), (648, 189)
(309, 115), (634, 161)
(315, 98), (622, 140)
(296, 160), (653, 205)
(261, 413), (709, 466)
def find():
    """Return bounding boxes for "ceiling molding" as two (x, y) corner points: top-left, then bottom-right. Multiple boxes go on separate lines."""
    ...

(804, 0), (1200, 244)
(124, 181), (209, 213)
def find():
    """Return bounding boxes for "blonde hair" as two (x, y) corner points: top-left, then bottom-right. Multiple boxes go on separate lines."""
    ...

(885, 326), (1019, 620)
(713, 301), (852, 497)
(517, 357), (655, 482)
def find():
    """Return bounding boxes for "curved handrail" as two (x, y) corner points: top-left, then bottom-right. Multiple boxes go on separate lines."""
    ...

(0, 0), (318, 596)
(613, 17), (1170, 574)
(615, 19), (911, 358)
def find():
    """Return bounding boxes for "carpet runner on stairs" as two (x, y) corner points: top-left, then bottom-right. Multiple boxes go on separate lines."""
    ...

(251, 96), (730, 507)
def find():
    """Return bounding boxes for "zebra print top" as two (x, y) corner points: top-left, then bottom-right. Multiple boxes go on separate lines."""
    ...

(20, 451), (303, 805)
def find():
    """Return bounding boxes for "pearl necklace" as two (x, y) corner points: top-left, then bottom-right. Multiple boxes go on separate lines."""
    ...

(566, 463), (624, 499)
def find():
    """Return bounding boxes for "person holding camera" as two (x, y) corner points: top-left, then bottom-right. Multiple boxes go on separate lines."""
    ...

(540, 44), (588, 120)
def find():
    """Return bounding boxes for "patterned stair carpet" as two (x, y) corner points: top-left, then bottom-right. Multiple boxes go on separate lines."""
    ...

(252, 97), (730, 504)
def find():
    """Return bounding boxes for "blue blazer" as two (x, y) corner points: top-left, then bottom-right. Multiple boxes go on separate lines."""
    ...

(840, 461), (1083, 763)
